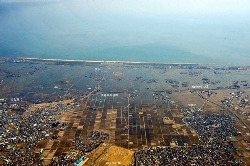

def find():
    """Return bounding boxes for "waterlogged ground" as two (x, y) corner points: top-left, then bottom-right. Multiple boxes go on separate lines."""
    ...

(1, 60), (250, 164)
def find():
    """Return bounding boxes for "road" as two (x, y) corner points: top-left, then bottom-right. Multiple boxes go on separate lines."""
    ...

(197, 91), (250, 133)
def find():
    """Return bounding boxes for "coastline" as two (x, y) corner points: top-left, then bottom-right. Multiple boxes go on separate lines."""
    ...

(16, 57), (199, 66)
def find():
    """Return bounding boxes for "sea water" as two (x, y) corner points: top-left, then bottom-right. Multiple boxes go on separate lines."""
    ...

(1, 1), (250, 65)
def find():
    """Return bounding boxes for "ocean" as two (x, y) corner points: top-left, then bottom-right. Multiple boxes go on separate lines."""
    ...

(1, 1), (250, 65)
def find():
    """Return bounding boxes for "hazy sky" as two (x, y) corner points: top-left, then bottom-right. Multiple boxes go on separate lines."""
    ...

(2, 0), (250, 15)
(1, 0), (250, 64)
(88, 0), (250, 15)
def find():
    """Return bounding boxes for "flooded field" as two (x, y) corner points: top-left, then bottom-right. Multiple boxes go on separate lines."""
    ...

(1, 59), (250, 165)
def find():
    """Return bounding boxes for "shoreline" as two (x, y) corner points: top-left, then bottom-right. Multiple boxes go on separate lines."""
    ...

(16, 57), (199, 66)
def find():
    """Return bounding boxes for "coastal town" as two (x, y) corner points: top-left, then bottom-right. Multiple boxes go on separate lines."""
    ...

(0, 57), (250, 165)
